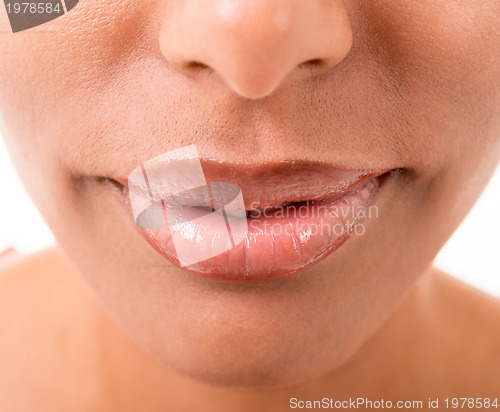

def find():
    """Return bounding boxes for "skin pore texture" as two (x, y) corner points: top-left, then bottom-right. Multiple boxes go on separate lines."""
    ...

(0, 0), (499, 410)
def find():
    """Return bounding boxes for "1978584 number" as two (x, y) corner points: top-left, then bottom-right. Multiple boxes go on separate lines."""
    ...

(6, 2), (62, 14)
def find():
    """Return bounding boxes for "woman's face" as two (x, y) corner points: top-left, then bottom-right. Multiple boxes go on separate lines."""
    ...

(0, 0), (499, 388)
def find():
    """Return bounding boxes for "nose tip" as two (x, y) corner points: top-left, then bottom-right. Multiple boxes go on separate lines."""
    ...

(158, 0), (353, 99)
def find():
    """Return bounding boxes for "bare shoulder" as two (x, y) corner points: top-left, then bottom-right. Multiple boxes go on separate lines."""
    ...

(429, 267), (500, 394)
(431, 267), (500, 329)
(0, 247), (80, 320)
(0, 246), (73, 292)
(0, 247), (101, 410)
(0, 247), (71, 331)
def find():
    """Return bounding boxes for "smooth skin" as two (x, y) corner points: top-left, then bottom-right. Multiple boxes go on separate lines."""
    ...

(0, 0), (500, 410)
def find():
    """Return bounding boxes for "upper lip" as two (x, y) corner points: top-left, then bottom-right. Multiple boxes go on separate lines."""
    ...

(114, 159), (390, 210)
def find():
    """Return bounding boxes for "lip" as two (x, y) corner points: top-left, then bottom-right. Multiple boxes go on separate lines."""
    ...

(111, 158), (392, 283)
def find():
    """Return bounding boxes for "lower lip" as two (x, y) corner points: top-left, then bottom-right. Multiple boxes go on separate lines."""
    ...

(118, 174), (385, 283)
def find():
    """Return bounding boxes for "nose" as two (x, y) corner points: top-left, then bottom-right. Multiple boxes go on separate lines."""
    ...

(158, 0), (353, 99)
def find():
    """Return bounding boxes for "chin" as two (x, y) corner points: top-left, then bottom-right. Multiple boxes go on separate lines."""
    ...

(124, 289), (370, 391)
(149, 340), (352, 390)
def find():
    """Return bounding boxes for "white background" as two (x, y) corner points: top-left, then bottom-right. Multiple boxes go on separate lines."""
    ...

(0, 136), (499, 296)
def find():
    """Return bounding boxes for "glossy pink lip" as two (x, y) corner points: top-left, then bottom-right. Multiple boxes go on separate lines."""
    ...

(116, 160), (389, 283)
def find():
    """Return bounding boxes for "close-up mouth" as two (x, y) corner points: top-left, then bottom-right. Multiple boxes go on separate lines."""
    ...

(1, 0), (499, 402)
(104, 154), (399, 283)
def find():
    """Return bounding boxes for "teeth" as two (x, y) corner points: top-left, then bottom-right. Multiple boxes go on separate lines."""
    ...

(247, 210), (261, 218)
(246, 200), (310, 218)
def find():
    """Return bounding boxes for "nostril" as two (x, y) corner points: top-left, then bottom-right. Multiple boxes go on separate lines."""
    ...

(184, 61), (215, 77)
(186, 61), (211, 70)
(297, 58), (324, 69)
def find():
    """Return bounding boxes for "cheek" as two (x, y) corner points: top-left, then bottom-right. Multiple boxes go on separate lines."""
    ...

(0, 2), (147, 215)
(0, 0), (145, 144)
(363, 0), (500, 79)
(356, 0), (500, 167)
